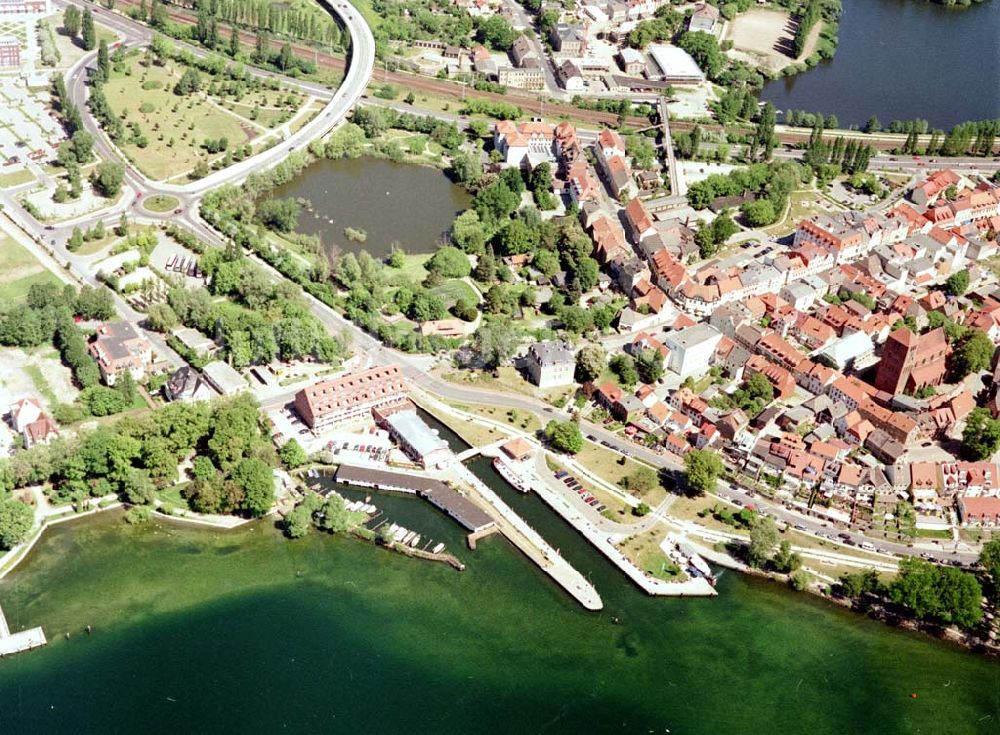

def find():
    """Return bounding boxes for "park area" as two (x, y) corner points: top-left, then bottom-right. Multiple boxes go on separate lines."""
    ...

(723, 9), (819, 72)
(101, 51), (314, 181)
(0, 230), (62, 303)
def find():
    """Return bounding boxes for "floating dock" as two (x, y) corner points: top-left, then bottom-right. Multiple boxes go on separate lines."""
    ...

(0, 603), (46, 657)
(335, 464), (496, 533)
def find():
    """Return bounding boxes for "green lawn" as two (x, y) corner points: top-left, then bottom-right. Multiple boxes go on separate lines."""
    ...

(621, 531), (685, 581)
(73, 232), (118, 256)
(103, 55), (256, 181)
(158, 483), (193, 510)
(915, 528), (953, 540)
(431, 278), (478, 307)
(143, 195), (180, 213)
(0, 234), (61, 303)
(0, 168), (36, 188)
(387, 253), (432, 285)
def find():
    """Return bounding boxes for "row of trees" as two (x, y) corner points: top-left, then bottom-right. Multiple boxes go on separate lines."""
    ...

(838, 557), (983, 630)
(791, 0), (822, 57)
(63, 5), (97, 50)
(802, 123), (874, 178)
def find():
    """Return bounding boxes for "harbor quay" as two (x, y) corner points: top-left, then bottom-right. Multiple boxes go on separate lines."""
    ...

(451, 463), (604, 611)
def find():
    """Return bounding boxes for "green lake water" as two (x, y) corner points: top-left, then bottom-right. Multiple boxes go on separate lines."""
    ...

(0, 458), (997, 735)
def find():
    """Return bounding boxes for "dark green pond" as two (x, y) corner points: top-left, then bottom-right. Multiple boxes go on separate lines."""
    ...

(266, 156), (471, 258)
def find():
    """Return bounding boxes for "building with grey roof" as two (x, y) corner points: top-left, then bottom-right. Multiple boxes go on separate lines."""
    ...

(525, 341), (575, 389)
(384, 410), (452, 469)
(201, 360), (248, 396)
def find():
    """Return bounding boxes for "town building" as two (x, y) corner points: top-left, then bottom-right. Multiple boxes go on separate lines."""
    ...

(510, 35), (538, 67)
(549, 23), (587, 55)
(646, 44), (705, 84)
(498, 64), (545, 90)
(616, 47), (645, 75)
(688, 3), (719, 31)
(663, 323), (723, 379)
(525, 341), (575, 388)
(89, 321), (153, 386)
(201, 361), (249, 396)
(380, 409), (452, 469)
(0, 36), (20, 67)
(294, 365), (410, 431)
(0, 0), (48, 14)
(873, 327), (949, 395)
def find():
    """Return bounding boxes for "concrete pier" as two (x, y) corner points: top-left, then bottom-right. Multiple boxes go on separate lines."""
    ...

(0, 603), (46, 657)
(452, 463), (604, 611)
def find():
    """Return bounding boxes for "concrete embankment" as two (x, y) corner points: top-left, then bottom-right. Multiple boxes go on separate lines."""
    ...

(526, 462), (716, 597)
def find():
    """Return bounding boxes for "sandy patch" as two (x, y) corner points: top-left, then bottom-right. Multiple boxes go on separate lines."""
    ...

(0, 347), (79, 414)
(723, 8), (821, 72)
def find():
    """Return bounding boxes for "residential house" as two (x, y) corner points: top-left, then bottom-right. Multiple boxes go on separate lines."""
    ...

(163, 366), (215, 402)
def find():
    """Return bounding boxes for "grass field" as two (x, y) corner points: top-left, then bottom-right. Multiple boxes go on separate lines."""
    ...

(450, 403), (542, 435)
(431, 278), (479, 307)
(619, 529), (685, 581)
(574, 441), (666, 506)
(143, 195), (180, 213)
(73, 232), (118, 256)
(0, 233), (61, 303)
(425, 405), (505, 447)
(386, 253), (432, 285)
(0, 168), (36, 188)
(103, 56), (256, 181)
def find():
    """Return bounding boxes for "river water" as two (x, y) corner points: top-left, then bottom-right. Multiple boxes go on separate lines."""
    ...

(266, 156), (471, 259)
(761, 0), (1000, 129)
(0, 417), (997, 733)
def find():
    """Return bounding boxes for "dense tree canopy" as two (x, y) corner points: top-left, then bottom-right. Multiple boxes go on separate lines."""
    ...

(684, 449), (723, 495)
(544, 420), (583, 454)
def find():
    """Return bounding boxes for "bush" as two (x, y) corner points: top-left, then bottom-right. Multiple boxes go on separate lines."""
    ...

(544, 420), (583, 454)
(426, 246), (471, 279)
(124, 506), (152, 524)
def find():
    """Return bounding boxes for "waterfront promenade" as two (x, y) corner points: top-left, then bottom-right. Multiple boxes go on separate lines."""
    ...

(525, 454), (716, 597)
